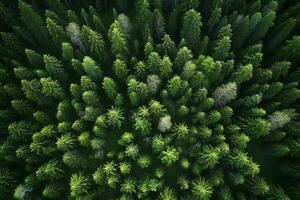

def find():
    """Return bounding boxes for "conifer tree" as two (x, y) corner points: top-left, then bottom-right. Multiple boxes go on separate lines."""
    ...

(113, 58), (129, 80)
(66, 22), (85, 52)
(43, 54), (67, 80)
(212, 82), (237, 106)
(81, 25), (105, 60)
(102, 77), (119, 100)
(82, 56), (103, 81)
(70, 173), (91, 198)
(40, 77), (66, 100)
(46, 18), (68, 47)
(18, 0), (49, 44)
(248, 11), (276, 44)
(192, 177), (213, 200)
(106, 106), (124, 129)
(160, 147), (179, 166)
(62, 42), (74, 61)
(181, 9), (202, 53)
(109, 21), (129, 58)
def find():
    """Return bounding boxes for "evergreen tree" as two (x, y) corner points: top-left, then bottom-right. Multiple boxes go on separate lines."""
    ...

(82, 56), (103, 81)
(102, 77), (119, 100)
(40, 77), (66, 100)
(106, 106), (124, 129)
(162, 34), (176, 59)
(66, 22), (85, 52)
(43, 54), (67, 80)
(213, 24), (232, 61)
(81, 25), (105, 60)
(62, 42), (74, 61)
(19, 0), (49, 44)
(198, 145), (220, 169)
(248, 11), (276, 44)
(192, 177), (213, 200)
(181, 9), (202, 53)
(212, 82), (237, 106)
(70, 173), (91, 198)
(46, 18), (68, 47)
(160, 147), (179, 166)
(113, 58), (129, 80)
(109, 20), (129, 58)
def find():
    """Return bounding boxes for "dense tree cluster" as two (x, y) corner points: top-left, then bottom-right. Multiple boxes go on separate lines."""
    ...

(0, 0), (300, 199)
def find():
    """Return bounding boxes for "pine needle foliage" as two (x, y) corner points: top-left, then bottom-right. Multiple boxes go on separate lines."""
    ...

(0, 0), (300, 199)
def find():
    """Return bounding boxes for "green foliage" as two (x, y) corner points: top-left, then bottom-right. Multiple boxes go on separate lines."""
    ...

(40, 77), (66, 100)
(1, 1), (300, 199)
(192, 177), (213, 200)
(160, 147), (179, 167)
(212, 82), (237, 106)
(82, 56), (103, 80)
(70, 173), (91, 198)
(181, 9), (202, 52)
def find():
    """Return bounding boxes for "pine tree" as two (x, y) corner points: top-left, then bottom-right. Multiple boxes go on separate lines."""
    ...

(82, 56), (103, 80)
(0, 168), (16, 197)
(167, 76), (187, 98)
(242, 118), (271, 138)
(213, 25), (232, 61)
(121, 178), (136, 194)
(232, 16), (249, 50)
(125, 144), (139, 160)
(106, 106), (124, 129)
(152, 9), (165, 41)
(62, 42), (74, 61)
(248, 177), (270, 196)
(271, 61), (291, 81)
(19, 0), (49, 44)
(46, 18), (68, 47)
(278, 35), (300, 61)
(191, 177), (213, 200)
(147, 52), (162, 74)
(113, 58), (129, 80)
(56, 133), (76, 151)
(198, 145), (220, 169)
(172, 123), (189, 139)
(159, 187), (177, 200)
(248, 11), (276, 44)
(160, 147), (179, 166)
(36, 159), (64, 181)
(70, 173), (91, 198)
(174, 47), (193, 71)
(181, 9), (202, 53)
(232, 64), (253, 84)
(266, 18), (296, 52)
(14, 184), (32, 200)
(43, 55), (67, 80)
(162, 34), (176, 59)
(268, 111), (291, 130)
(25, 49), (43, 68)
(212, 82), (237, 106)
(8, 121), (36, 141)
(42, 183), (63, 199)
(40, 77), (66, 100)
(11, 99), (33, 114)
(135, 0), (151, 41)
(81, 25), (105, 60)
(66, 22), (85, 52)
(46, 0), (67, 19)
(109, 21), (129, 58)
(102, 77), (119, 100)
